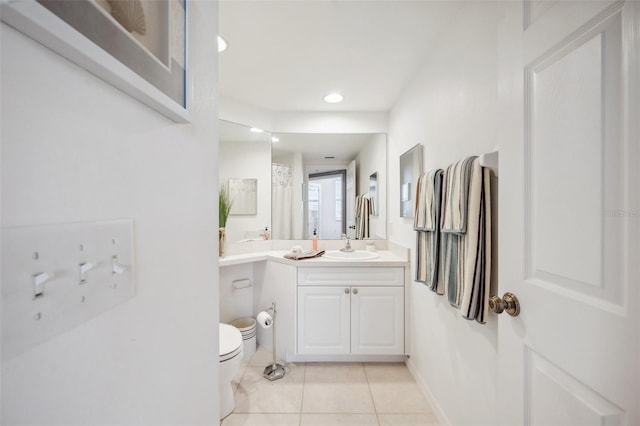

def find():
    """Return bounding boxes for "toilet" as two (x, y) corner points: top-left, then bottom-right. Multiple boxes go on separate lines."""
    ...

(219, 323), (244, 420)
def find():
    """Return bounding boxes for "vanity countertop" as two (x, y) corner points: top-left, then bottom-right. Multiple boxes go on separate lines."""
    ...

(219, 249), (408, 268)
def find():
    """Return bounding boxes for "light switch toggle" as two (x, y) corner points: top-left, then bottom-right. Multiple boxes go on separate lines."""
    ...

(111, 255), (125, 274)
(32, 272), (53, 299)
(79, 262), (95, 285)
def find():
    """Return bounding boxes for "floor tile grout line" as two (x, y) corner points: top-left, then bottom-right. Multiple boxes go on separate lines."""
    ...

(226, 357), (438, 425)
(362, 362), (382, 425)
(299, 362), (307, 426)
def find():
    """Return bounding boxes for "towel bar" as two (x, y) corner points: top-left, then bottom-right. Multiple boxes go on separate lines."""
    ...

(479, 151), (499, 176)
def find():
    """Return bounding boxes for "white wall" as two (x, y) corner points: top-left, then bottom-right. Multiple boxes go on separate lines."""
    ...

(388, 3), (500, 425)
(0, 1), (220, 424)
(220, 141), (272, 243)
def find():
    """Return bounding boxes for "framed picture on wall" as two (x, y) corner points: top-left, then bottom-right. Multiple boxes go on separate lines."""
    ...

(399, 144), (423, 218)
(228, 178), (258, 216)
(0, 0), (189, 123)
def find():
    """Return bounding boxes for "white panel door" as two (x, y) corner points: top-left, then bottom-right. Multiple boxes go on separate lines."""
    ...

(297, 286), (350, 355)
(351, 286), (404, 355)
(498, 1), (639, 425)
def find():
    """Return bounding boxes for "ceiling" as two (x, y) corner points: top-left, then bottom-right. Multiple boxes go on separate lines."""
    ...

(219, 1), (463, 113)
(272, 133), (373, 163)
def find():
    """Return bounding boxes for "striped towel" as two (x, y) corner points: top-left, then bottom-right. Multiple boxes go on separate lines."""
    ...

(441, 157), (476, 308)
(441, 156), (476, 233)
(355, 194), (372, 239)
(283, 250), (325, 260)
(414, 169), (444, 293)
(440, 157), (491, 323)
(459, 159), (491, 323)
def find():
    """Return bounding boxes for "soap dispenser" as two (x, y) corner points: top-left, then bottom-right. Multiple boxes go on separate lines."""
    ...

(312, 228), (318, 250)
(263, 227), (270, 240)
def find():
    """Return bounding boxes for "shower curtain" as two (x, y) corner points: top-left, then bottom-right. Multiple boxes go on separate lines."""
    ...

(272, 163), (293, 239)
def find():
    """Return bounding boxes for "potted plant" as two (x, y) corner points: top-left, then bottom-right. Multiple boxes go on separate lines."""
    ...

(219, 183), (233, 257)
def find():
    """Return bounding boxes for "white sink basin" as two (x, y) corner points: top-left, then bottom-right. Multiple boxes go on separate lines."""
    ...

(323, 250), (380, 260)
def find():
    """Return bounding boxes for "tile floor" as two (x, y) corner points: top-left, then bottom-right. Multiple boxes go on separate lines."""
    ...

(221, 346), (440, 426)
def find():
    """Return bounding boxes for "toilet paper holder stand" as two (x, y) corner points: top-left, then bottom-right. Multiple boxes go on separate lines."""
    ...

(261, 302), (285, 381)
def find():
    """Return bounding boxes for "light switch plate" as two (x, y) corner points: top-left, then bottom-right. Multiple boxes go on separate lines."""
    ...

(1, 219), (135, 360)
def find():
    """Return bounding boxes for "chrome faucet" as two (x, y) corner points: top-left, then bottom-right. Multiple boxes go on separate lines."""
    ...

(340, 236), (354, 252)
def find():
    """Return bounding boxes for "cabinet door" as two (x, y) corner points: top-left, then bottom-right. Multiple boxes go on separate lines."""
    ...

(351, 286), (404, 355)
(298, 286), (350, 355)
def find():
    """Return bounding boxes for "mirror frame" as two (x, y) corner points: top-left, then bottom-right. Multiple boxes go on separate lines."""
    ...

(399, 144), (423, 218)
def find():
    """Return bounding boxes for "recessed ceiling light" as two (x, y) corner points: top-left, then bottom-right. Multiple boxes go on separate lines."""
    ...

(324, 93), (343, 103)
(217, 36), (227, 53)
(250, 127), (264, 133)
(271, 136), (280, 143)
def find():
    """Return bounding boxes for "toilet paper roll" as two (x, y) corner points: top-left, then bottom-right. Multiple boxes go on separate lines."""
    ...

(257, 311), (273, 328)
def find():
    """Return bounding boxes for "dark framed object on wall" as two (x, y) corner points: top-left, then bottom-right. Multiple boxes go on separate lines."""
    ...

(399, 144), (423, 218)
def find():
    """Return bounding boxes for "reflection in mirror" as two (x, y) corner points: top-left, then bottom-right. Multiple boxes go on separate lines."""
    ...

(219, 120), (272, 243)
(369, 172), (378, 216)
(219, 120), (387, 240)
(273, 133), (386, 240)
(229, 178), (257, 215)
(307, 170), (346, 239)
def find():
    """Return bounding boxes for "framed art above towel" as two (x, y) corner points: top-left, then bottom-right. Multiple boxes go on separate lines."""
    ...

(0, 0), (189, 123)
(399, 144), (423, 218)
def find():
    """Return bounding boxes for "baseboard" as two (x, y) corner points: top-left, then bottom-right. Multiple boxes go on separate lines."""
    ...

(289, 353), (406, 363)
(405, 358), (451, 426)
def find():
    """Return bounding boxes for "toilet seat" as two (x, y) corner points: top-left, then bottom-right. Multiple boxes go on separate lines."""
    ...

(220, 323), (242, 362)
(219, 323), (244, 420)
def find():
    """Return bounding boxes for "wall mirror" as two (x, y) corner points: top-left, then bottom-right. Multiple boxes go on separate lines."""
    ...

(399, 144), (423, 218)
(219, 120), (387, 242)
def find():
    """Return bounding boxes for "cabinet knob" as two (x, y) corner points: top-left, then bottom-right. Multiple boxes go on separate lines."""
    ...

(352, 288), (358, 295)
(344, 288), (350, 294)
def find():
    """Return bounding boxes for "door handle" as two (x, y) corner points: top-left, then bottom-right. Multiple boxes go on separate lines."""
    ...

(344, 288), (350, 294)
(352, 288), (358, 295)
(489, 292), (520, 317)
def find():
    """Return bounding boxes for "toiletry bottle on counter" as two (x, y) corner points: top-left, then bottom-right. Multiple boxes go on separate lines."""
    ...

(312, 228), (318, 250)
(366, 239), (376, 252)
(263, 227), (270, 240)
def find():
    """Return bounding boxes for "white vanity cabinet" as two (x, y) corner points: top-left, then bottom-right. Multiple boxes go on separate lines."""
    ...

(297, 267), (405, 357)
(350, 285), (404, 355)
(297, 286), (351, 355)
